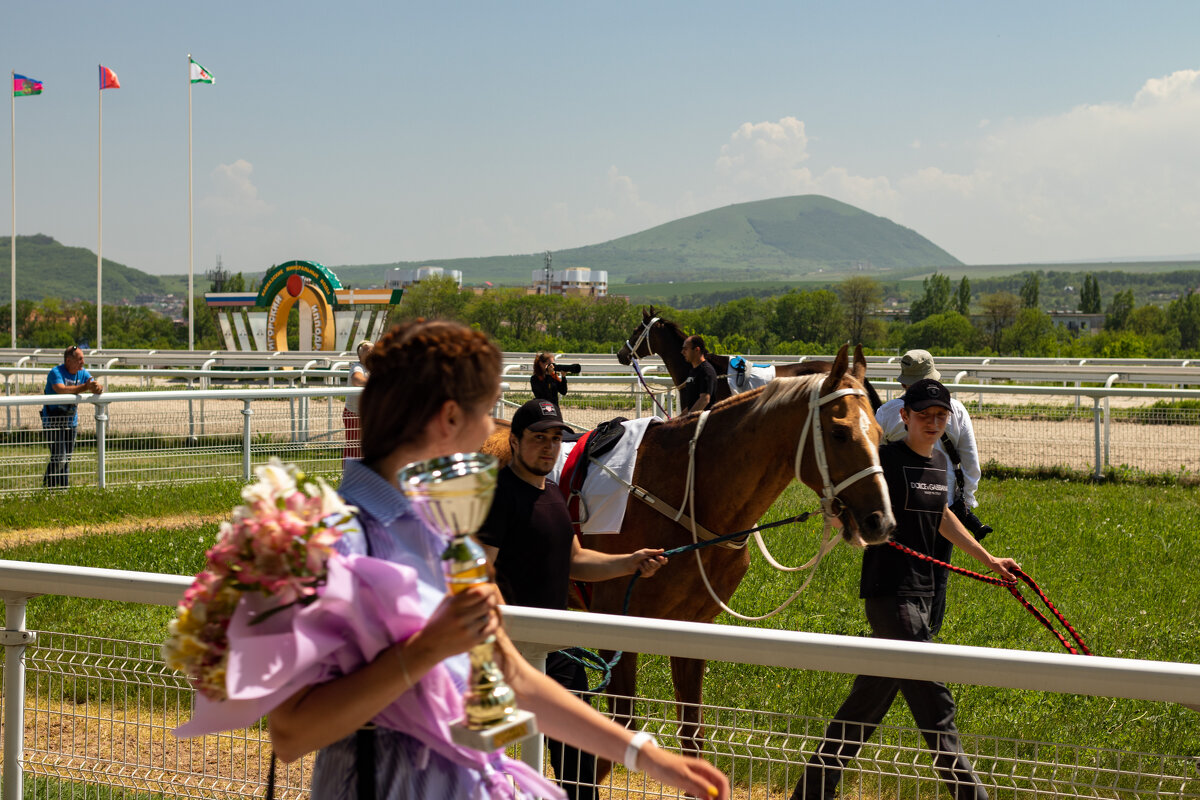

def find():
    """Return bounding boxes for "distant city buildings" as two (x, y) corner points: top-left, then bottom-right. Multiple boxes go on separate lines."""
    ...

(530, 267), (608, 297)
(387, 266), (463, 289)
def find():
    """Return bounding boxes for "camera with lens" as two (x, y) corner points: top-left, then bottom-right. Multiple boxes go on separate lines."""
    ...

(950, 499), (992, 541)
(557, 363), (582, 375)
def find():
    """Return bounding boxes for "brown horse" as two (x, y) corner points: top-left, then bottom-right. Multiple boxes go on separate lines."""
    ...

(483, 344), (894, 763)
(616, 306), (883, 410)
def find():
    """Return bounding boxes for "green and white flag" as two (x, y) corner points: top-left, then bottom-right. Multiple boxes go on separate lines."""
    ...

(189, 57), (214, 84)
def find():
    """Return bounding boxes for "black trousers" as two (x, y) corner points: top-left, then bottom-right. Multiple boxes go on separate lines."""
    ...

(545, 650), (599, 800)
(791, 596), (987, 800)
(43, 419), (78, 489)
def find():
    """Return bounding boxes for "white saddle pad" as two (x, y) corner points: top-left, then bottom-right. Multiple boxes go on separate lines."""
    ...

(726, 361), (776, 395)
(549, 417), (659, 535)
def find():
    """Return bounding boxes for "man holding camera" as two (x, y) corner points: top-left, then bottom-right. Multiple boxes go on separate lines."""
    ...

(875, 350), (991, 635)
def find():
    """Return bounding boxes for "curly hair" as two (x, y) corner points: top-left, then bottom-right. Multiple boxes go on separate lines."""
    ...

(359, 319), (501, 464)
(532, 352), (555, 381)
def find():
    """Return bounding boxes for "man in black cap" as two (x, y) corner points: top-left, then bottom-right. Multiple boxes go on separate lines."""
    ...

(477, 399), (667, 800)
(791, 379), (1019, 800)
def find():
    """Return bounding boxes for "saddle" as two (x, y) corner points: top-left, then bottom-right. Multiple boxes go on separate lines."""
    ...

(556, 417), (629, 610)
(557, 417), (629, 527)
(729, 356), (749, 389)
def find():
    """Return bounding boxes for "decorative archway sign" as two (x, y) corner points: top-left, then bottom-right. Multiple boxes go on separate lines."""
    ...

(204, 260), (403, 352)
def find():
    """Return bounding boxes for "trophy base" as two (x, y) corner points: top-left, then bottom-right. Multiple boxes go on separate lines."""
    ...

(450, 709), (538, 751)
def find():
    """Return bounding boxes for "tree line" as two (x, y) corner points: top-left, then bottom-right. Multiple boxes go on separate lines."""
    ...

(6, 270), (1200, 359)
(397, 273), (1200, 359)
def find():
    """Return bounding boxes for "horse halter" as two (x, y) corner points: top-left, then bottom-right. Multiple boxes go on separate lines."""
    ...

(623, 316), (660, 361)
(794, 379), (884, 522)
(622, 317), (671, 418)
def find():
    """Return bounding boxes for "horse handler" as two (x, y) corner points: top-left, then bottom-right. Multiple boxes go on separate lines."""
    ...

(792, 379), (1018, 800)
(477, 399), (667, 800)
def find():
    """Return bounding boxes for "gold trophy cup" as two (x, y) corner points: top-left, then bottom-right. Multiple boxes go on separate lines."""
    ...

(398, 452), (538, 751)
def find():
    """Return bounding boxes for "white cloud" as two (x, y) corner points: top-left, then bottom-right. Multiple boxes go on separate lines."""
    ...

(203, 160), (272, 217)
(901, 69), (1200, 261)
(703, 71), (1200, 263)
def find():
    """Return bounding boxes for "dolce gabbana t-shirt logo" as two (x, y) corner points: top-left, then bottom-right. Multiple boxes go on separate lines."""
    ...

(903, 465), (948, 513)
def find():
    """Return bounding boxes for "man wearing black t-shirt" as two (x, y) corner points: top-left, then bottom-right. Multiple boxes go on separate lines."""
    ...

(679, 334), (718, 413)
(477, 399), (667, 800)
(792, 379), (1019, 800)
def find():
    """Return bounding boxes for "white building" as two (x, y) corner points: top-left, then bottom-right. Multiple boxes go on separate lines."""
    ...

(386, 266), (463, 289)
(531, 267), (608, 297)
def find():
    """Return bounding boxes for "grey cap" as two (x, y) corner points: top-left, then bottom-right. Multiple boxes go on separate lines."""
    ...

(899, 349), (941, 384)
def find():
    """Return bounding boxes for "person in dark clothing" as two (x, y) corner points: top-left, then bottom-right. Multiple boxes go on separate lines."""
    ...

(530, 352), (569, 408)
(791, 379), (1019, 800)
(477, 398), (667, 800)
(679, 335), (718, 412)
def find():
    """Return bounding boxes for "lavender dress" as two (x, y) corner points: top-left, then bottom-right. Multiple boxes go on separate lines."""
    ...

(309, 460), (551, 800)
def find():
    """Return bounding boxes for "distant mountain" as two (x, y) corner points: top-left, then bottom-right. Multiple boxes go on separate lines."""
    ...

(0, 235), (172, 304)
(333, 195), (963, 287)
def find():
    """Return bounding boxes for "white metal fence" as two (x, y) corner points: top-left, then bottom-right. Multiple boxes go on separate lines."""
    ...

(1, 562), (1198, 800)
(0, 379), (1197, 496)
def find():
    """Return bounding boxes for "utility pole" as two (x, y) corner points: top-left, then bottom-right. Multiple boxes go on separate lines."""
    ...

(543, 251), (552, 295)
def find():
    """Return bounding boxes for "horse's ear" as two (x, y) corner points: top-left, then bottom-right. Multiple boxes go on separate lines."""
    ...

(852, 344), (867, 383)
(644, 306), (653, 321)
(821, 344), (850, 392)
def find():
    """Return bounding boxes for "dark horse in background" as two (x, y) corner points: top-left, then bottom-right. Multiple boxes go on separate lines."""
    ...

(483, 345), (894, 771)
(617, 306), (883, 411)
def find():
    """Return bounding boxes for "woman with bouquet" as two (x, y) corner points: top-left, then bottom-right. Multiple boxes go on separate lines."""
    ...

(267, 319), (728, 799)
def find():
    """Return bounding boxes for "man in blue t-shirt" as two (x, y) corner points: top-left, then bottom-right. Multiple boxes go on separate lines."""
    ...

(792, 379), (1018, 800)
(41, 345), (103, 488)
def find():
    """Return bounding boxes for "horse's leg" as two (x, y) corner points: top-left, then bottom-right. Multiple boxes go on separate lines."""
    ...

(670, 655), (707, 757)
(596, 649), (639, 780)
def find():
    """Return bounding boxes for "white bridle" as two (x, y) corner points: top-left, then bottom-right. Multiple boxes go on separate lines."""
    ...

(795, 380), (884, 521)
(622, 316), (672, 418)
(683, 375), (884, 621)
(623, 316), (661, 361)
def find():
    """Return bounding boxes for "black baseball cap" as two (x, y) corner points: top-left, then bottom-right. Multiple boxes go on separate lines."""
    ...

(901, 378), (952, 412)
(511, 399), (571, 437)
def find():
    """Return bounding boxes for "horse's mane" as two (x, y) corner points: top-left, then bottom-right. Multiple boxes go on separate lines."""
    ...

(750, 373), (828, 415)
(655, 317), (687, 343)
(656, 372), (824, 431)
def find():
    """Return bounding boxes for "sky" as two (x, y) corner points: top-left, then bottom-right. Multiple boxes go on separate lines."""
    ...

(4, 1), (1200, 278)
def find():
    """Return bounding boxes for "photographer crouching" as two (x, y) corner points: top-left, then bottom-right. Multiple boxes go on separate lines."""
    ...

(531, 351), (580, 410)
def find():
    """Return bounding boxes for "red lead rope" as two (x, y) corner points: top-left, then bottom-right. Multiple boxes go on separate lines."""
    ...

(886, 541), (1092, 656)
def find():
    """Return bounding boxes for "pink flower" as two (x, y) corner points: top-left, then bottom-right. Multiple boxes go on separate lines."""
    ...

(165, 461), (356, 699)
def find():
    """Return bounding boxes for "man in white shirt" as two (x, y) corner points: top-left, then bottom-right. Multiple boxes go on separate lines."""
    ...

(874, 350), (992, 635)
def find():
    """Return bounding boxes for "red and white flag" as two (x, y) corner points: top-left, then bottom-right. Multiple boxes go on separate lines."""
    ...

(99, 65), (120, 90)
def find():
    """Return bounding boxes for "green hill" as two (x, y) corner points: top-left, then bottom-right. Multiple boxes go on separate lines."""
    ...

(0, 235), (171, 304)
(332, 195), (963, 287)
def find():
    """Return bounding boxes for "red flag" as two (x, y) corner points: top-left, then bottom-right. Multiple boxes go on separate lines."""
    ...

(99, 65), (120, 90)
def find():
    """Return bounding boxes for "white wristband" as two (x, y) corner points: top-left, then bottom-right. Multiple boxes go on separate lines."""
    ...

(623, 730), (655, 772)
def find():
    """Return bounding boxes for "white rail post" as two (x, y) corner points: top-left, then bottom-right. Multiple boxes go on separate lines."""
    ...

(200, 358), (217, 438)
(187, 377), (197, 444)
(1092, 397), (1103, 479)
(1, 593), (36, 800)
(94, 399), (107, 489)
(242, 398), (253, 482)
(1103, 374), (1119, 470)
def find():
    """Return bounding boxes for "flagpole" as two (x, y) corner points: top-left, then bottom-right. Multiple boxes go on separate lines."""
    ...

(97, 70), (103, 350)
(188, 55), (194, 350)
(10, 71), (16, 350)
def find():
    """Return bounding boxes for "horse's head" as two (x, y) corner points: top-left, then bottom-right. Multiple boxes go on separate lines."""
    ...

(617, 306), (659, 366)
(801, 344), (895, 547)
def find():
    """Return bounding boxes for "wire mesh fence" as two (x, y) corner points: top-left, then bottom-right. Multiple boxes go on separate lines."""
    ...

(4, 631), (1198, 799)
(0, 383), (1197, 496)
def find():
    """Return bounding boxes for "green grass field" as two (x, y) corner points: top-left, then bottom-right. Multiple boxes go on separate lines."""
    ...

(1, 476), (1197, 762)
